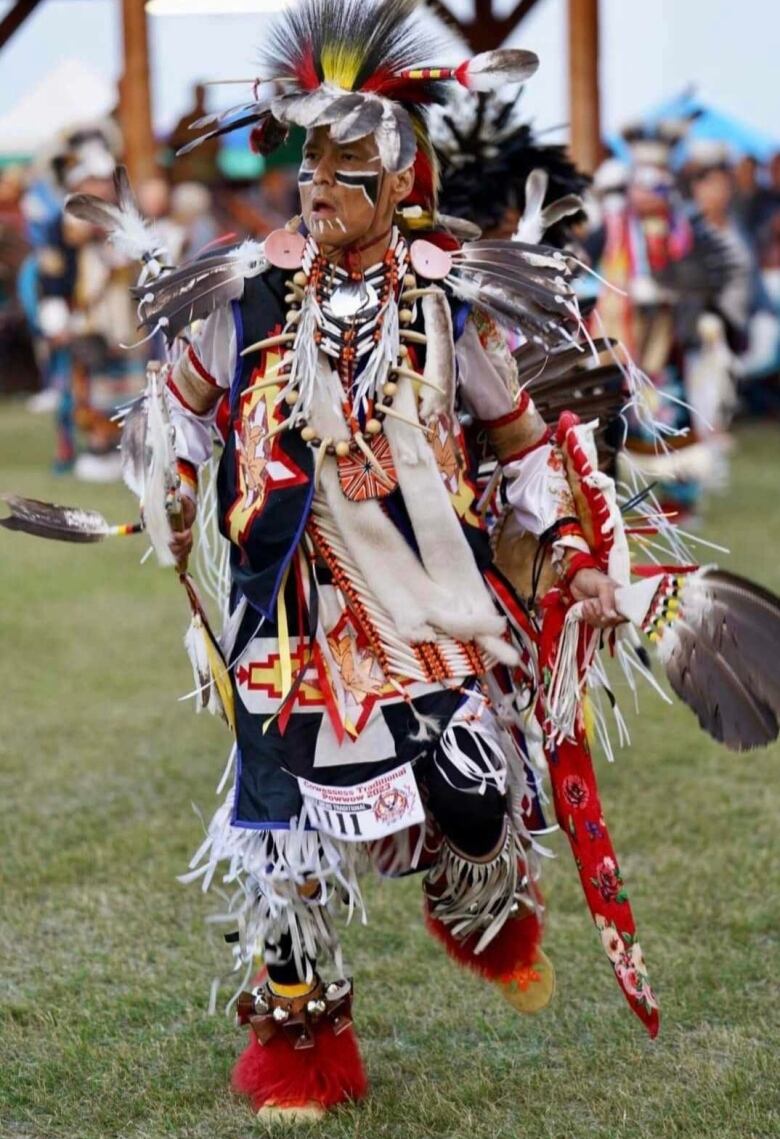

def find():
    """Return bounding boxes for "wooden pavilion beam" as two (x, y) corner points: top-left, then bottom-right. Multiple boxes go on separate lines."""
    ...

(0, 0), (43, 51)
(425, 0), (544, 53)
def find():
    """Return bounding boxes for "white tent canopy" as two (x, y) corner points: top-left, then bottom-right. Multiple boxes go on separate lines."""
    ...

(0, 58), (116, 158)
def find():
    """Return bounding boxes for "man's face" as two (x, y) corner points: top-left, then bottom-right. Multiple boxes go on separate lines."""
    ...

(298, 126), (408, 248)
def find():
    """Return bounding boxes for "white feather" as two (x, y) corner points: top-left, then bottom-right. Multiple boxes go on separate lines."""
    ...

(143, 376), (176, 568)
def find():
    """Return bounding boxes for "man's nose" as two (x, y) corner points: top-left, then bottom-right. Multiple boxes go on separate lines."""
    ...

(312, 156), (336, 185)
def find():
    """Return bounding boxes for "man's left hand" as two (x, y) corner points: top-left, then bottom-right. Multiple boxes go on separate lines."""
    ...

(569, 567), (624, 629)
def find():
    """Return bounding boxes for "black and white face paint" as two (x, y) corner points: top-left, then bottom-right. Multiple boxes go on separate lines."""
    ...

(298, 145), (385, 239)
(333, 169), (381, 206)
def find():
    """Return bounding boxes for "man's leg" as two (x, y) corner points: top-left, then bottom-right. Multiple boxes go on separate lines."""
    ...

(423, 721), (555, 1013)
(230, 843), (368, 1118)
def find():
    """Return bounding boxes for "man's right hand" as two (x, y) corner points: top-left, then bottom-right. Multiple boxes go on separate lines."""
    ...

(169, 496), (197, 564)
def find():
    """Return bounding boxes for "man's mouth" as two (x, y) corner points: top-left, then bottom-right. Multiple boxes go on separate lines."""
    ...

(310, 198), (347, 234)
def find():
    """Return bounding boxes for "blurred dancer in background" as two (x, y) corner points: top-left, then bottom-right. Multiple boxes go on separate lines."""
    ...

(587, 123), (741, 521)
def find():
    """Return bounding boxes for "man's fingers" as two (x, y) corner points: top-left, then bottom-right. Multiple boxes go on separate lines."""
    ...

(581, 599), (601, 625)
(596, 579), (620, 621)
(169, 527), (193, 556)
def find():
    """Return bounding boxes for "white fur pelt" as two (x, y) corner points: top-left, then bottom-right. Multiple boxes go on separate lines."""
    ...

(418, 289), (456, 423)
(304, 342), (518, 663)
(384, 374), (518, 664)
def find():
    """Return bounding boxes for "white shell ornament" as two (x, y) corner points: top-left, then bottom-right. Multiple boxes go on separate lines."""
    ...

(410, 239), (452, 281)
(265, 229), (306, 270)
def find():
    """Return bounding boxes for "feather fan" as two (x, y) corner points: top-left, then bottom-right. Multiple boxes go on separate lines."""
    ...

(442, 237), (579, 348)
(617, 569), (780, 751)
(514, 337), (624, 465)
(131, 240), (268, 342)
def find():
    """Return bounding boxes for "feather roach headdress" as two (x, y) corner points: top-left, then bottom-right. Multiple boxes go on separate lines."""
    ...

(431, 87), (589, 243)
(181, 0), (539, 213)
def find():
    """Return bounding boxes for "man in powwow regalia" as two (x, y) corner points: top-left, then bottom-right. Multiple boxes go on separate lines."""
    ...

(155, 0), (650, 1116)
(7, 0), (780, 1122)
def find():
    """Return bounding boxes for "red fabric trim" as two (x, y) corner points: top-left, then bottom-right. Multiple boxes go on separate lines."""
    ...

(556, 411), (613, 572)
(632, 564), (699, 577)
(176, 458), (198, 488)
(554, 409), (581, 443)
(166, 373), (200, 415)
(501, 425), (553, 464)
(560, 551), (599, 588)
(187, 344), (221, 388)
(477, 389), (530, 430)
(215, 392), (231, 442)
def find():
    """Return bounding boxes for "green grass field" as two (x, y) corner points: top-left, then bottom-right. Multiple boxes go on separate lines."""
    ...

(1, 404), (778, 1139)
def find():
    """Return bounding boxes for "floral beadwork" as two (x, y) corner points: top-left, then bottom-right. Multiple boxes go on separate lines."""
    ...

(591, 855), (629, 904)
(596, 917), (658, 1013)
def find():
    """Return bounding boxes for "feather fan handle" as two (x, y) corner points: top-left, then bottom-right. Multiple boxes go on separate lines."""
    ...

(180, 573), (236, 732)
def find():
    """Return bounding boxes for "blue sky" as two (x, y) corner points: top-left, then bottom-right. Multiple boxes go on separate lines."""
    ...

(0, 0), (777, 145)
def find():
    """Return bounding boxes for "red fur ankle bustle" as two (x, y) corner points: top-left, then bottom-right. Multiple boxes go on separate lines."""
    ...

(424, 900), (543, 983)
(232, 1018), (368, 1111)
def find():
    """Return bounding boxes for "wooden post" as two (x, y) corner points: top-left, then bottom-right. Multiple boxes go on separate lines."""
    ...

(568, 0), (602, 174)
(119, 0), (156, 183)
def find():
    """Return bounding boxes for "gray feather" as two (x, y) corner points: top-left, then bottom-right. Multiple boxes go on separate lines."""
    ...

(330, 98), (385, 144)
(65, 194), (122, 230)
(449, 257), (573, 314)
(113, 165), (138, 214)
(190, 100), (264, 130)
(176, 111), (270, 156)
(310, 93), (366, 128)
(694, 570), (780, 715)
(390, 104), (417, 171)
(0, 494), (110, 543)
(132, 254), (248, 341)
(120, 400), (147, 498)
(273, 89), (336, 129)
(466, 49), (540, 90)
(540, 194), (585, 230)
(663, 615), (778, 751)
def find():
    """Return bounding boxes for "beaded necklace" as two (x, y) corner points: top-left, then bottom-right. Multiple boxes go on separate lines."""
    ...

(285, 229), (422, 500)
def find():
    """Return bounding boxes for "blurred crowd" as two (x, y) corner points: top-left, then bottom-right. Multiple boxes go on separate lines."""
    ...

(577, 129), (780, 520)
(0, 85), (299, 480)
(0, 83), (778, 499)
